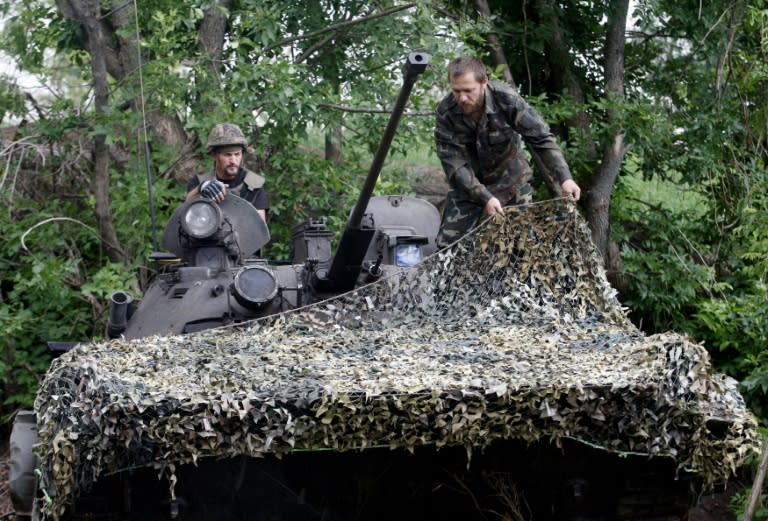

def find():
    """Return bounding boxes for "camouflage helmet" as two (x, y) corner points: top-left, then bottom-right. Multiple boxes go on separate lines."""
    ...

(206, 123), (248, 153)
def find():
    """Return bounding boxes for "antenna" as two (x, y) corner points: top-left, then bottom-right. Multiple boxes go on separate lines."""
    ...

(133, 0), (158, 252)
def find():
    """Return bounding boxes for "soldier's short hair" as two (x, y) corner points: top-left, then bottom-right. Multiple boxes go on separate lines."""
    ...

(448, 56), (487, 83)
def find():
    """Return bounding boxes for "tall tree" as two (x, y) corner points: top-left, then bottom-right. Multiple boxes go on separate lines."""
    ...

(56, 0), (125, 262)
(585, 0), (628, 263)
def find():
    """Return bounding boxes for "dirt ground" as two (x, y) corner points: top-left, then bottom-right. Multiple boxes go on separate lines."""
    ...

(687, 489), (740, 521)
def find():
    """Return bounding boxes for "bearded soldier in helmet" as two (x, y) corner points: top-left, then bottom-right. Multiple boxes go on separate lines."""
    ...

(186, 123), (269, 224)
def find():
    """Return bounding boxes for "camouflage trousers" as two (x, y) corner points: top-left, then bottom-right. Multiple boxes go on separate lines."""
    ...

(436, 169), (533, 249)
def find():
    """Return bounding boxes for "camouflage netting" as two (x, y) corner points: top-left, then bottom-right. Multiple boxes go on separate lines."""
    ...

(35, 199), (759, 519)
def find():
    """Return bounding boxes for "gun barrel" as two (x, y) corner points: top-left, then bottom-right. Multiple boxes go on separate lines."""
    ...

(347, 52), (430, 228)
(323, 53), (430, 292)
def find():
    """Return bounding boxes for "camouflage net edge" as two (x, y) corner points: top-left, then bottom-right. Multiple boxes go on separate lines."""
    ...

(34, 199), (760, 520)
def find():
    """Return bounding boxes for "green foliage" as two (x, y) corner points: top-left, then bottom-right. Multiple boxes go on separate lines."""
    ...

(612, 178), (723, 332)
(695, 286), (768, 408)
(0, 169), (178, 415)
(691, 181), (768, 420)
(0, 75), (26, 122)
(263, 139), (414, 259)
(730, 492), (768, 521)
(614, 149), (768, 424)
(614, 2), (768, 438)
(0, 249), (89, 413)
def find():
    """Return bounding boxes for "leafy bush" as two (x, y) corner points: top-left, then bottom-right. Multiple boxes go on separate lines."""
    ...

(616, 168), (768, 424)
(0, 252), (91, 418)
(613, 185), (723, 334)
(729, 472), (768, 521)
(0, 162), (177, 421)
(691, 189), (768, 422)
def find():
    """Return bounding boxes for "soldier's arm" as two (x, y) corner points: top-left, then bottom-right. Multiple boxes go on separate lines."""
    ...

(250, 187), (269, 225)
(506, 93), (573, 185)
(434, 111), (493, 206)
(185, 177), (201, 201)
(185, 187), (200, 201)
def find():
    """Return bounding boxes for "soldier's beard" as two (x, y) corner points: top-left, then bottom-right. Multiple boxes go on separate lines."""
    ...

(216, 164), (239, 181)
(462, 103), (483, 119)
(459, 96), (484, 118)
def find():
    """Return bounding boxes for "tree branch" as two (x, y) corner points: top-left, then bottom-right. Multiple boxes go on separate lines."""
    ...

(744, 436), (768, 521)
(20, 217), (122, 254)
(588, 0), (629, 259)
(262, 4), (415, 55)
(474, 0), (515, 86)
(295, 32), (337, 64)
(55, 0), (124, 79)
(319, 103), (432, 117)
(714, 1), (747, 104)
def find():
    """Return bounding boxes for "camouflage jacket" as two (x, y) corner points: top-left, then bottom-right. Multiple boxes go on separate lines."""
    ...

(434, 81), (572, 205)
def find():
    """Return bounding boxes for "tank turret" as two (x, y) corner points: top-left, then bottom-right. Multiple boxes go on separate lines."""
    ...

(319, 51), (431, 292)
(100, 52), (438, 340)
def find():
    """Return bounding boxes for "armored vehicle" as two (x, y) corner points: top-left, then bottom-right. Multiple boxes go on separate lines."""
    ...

(9, 52), (759, 521)
(107, 51), (438, 340)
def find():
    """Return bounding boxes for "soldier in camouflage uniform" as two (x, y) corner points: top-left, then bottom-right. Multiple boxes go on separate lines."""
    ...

(435, 56), (580, 248)
(187, 123), (269, 224)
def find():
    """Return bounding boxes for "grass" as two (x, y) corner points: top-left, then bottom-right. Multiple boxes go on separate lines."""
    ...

(619, 153), (709, 218)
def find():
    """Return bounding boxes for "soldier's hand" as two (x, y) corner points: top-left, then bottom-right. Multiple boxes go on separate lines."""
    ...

(200, 179), (226, 202)
(483, 197), (505, 217)
(561, 179), (581, 203)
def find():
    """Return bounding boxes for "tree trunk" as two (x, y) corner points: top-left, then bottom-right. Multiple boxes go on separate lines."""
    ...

(744, 437), (768, 521)
(109, 0), (141, 80)
(527, 0), (596, 197)
(586, 0), (629, 261)
(79, 0), (125, 263)
(57, 0), (201, 188)
(325, 79), (343, 165)
(532, 0), (628, 266)
(325, 127), (343, 165)
(198, 0), (231, 78)
(197, 0), (232, 119)
(534, 0), (595, 160)
(474, 0), (515, 87)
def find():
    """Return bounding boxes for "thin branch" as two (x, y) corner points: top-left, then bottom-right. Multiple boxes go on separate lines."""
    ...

(0, 135), (47, 162)
(262, 4), (415, 54)
(25, 92), (48, 120)
(98, 0), (132, 19)
(444, 470), (489, 521)
(475, 0), (515, 86)
(319, 103), (433, 116)
(744, 436), (768, 521)
(20, 217), (121, 254)
(714, 1), (747, 102)
(431, 2), (459, 21)
(522, 0), (532, 94)
(21, 361), (44, 385)
(700, 2), (733, 44)
(295, 32), (337, 64)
